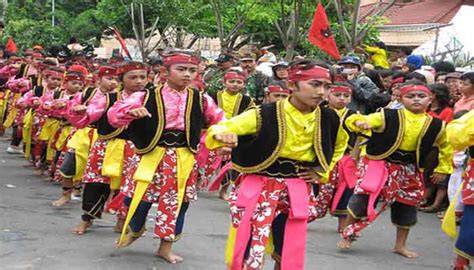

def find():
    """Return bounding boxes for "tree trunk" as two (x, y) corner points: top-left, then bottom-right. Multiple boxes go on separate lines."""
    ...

(1, 0), (7, 22)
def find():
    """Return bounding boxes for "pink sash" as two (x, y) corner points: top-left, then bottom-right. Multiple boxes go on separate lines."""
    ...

(231, 175), (308, 270)
(359, 160), (389, 221)
(282, 179), (309, 270)
(105, 192), (125, 212)
(195, 132), (223, 169)
(208, 162), (233, 192)
(331, 156), (358, 214)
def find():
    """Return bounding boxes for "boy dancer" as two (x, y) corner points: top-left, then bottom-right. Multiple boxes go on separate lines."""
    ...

(208, 70), (254, 199)
(206, 60), (346, 270)
(337, 81), (453, 258)
(64, 66), (132, 235)
(314, 82), (359, 232)
(265, 82), (290, 104)
(108, 53), (224, 263)
(16, 67), (63, 172)
(446, 107), (474, 270)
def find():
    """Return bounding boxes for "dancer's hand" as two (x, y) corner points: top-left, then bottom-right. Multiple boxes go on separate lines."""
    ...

(72, 104), (87, 114)
(128, 107), (151, 118)
(53, 101), (66, 109)
(298, 167), (320, 183)
(354, 120), (371, 130)
(431, 173), (447, 184)
(218, 147), (233, 155)
(32, 99), (41, 107)
(214, 133), (238, 148)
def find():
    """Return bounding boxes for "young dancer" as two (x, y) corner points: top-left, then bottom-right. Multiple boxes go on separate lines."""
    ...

(108, 53), (225, 263)
(206, 60), (346, 270)
(337, 80), (453, 258)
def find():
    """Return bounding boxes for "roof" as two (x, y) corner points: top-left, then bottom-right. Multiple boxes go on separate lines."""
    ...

(359, 0), (474, 25)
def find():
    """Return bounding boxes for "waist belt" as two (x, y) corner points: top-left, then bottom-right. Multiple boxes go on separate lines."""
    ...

(157, 130), (187, 148)
(257, 158), (320, 178)
(386, 150), (416, 165)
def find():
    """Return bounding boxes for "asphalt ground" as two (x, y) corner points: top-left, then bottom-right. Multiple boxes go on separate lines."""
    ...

(0, 136), (456, 270)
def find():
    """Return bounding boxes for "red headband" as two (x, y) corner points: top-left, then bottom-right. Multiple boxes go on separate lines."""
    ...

(391, 77), (405, 87)
(330, 85), (352, 93)
(98, 66), (117, 78)
(68, 64), (89, 77)
(399, 84), (431, 97)
(268, 85), (290, 94)
(224, 72), (246, 82)
(288, 65), (331, 82)
(64, 73), (85, 82)
(32, 53), (43, 59)
(9, 57), (23, 64)
(117, 62), (147, 75)
(44, 69), (64, 78)
(163, 54), (199, 67)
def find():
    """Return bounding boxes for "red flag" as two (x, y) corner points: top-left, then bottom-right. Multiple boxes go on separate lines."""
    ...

(308, 2), (341, 60)
(5, 37), (18, 54)
(109, 27), (133, 60)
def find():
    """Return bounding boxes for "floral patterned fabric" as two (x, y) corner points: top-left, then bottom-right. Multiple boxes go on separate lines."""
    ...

(228, 176), (318, 270)
(82, 139), (136, 185)
(342, 157), (424, 239)
(462, 159), (474, 205)
(123, 147), (198, 241)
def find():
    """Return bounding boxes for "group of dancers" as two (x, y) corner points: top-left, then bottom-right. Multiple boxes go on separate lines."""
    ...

(1, 47), (473, 270)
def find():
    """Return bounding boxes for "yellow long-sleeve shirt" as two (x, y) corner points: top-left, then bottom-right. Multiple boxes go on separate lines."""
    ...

(206, 98), (348, 181)
(345, 108), (453, 174)
(220, 90), (255, 119)
(221, 90), (239, 119)
(365, 45), (390, 69)
(447, 110), (474, 150)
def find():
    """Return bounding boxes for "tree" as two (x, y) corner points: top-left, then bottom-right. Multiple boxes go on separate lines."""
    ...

(333, 0), (394, 52)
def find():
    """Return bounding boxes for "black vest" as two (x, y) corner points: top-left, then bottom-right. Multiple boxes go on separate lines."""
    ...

(209, 91), (253, 117)
(81, 87), (97, 105)
(96, 92), (128, 140)
(33, 86), (45, 97)
(127, 87), (204, 154)
(340, 108), (357, 149)
(366, 109), (443, 168)
(231, 100), (340, 174)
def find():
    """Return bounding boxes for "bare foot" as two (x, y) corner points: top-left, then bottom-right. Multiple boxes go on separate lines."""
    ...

(72, 221), (92, 235)
(72, 188), (82, 197)
(114, 219), (125, 233)
(336, 238), (353, 250)
(116, 232), (141, 248)
(157, 249), (184, 264)
(394, 246), (419, 258)
(33, 169), (43, 176)
(219, 188), (229, 201)
(52, 194), (71, 207)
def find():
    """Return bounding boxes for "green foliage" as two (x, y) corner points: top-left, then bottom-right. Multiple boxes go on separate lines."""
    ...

(1, 0), (382, 59)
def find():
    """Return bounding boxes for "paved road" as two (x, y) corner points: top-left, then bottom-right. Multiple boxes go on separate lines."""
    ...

(0, 137), (455, 270)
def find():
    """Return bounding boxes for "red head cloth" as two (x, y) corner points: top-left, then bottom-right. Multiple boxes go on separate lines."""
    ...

(399, 84), (431, 97)
(68, 64), (89, 77)
(163, 53), (199, 67)
(64, 72), (85, 82)
(288, 65), (331, 82)
(117, 62), (147, 76)
(224, 71), (246, 82)
(330, 85), (352, 93)
(98, 66), (117, 77)
(32, 52), (43, 59)
(391, 77), (405, 87)
(44, 69), (64, 78)
(8, 56), (23, 64)
(268, 85), (291, 94)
